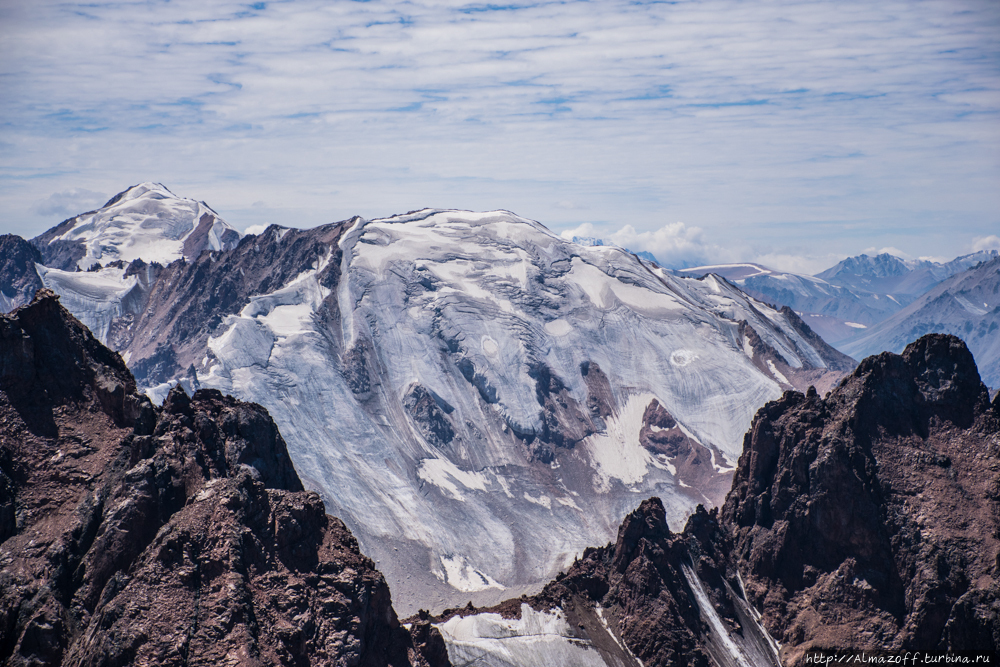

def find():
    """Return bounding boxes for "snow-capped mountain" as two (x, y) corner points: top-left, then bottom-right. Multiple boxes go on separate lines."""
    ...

(30, 182), (240, 271)
(842, 256), (1000, 387)
(679, 251), (999, 350)
(9, 188), (853, 614)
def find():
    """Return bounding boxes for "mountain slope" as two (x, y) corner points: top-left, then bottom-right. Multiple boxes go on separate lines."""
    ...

(679, 263), (905, 345)
(19, 195), (854, 614)
(0, 290), (447, 667)
(724, 333), (1000, 661)
(842, 257), (1000, 386)
(30, 182), (240, 271)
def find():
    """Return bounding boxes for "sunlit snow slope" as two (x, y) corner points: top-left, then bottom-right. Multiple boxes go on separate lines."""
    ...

(29, 201), (852, 615)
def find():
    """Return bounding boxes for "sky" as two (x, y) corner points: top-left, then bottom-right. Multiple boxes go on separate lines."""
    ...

(1, 0), (998, 273)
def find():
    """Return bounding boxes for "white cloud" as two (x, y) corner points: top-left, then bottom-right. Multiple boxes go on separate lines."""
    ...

(605, 222), (710, 268)
(559, 221), (847, 274)
(559, 223), (597, 240)
(559, 220), (714, 267)
(972, 235), (1000, 252)
(243, 224), (269, 236)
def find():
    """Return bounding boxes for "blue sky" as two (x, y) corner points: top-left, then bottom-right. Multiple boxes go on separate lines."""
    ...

(1, 0), (998, 272)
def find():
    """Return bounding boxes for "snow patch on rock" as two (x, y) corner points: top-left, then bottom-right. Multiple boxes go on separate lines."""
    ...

(438, 604), (609, 667)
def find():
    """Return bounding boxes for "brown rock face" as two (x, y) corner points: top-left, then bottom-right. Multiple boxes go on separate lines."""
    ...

(0, 291), (449, 667)
(639, 399), (732, 508)
(723, 333), (1000, 662)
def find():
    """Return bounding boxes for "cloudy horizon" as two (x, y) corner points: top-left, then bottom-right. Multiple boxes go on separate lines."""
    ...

(2, 0), (998, 273)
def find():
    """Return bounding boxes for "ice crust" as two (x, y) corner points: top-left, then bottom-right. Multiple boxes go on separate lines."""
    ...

(681, 564), (782, 667)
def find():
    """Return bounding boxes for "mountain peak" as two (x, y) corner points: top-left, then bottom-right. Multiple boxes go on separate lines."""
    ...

(31, 183), (241, 271)
(102, 181), (175, 207)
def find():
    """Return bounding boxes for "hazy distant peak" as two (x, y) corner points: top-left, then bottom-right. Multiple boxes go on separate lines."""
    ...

(816, 253), (912, 281)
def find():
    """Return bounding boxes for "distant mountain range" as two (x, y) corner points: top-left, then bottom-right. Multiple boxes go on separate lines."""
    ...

(841, 256), (1000, 384)
(678, 250), (999, 386)
(1, 183), (852, 614)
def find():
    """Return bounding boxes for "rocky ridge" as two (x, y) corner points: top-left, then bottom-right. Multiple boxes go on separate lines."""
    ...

(725, 333), (1000, 661)
(0, 235), (45, 314)
(0, 290), (448, 666)
(431, 333), (999, 665)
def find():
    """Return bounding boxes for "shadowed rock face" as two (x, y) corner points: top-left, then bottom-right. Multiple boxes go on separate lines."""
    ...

(0, 235), (44, 313)
(0, 291), (449, 667)
(723, 333), (1000, 663)
(432, 333), (998, 666)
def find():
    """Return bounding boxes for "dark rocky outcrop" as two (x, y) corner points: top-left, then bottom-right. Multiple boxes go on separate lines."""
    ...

(777, 306), (856, 373)
(432, 498), (780, 667)
(527, 361), (595, 458)
(0, 291), (449, 667)
(0, 235), (45, 312)
(112, 223), (345, 388)
(723, 333), (1000, 663)
(639, 398), (733, 508)
(403, 383), (456, 449)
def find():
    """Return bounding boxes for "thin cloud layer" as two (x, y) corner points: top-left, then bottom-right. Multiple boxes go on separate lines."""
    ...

(33, 188), (108, 219)
(0, 0), (997, 265)
(973, 235), (1000, 253)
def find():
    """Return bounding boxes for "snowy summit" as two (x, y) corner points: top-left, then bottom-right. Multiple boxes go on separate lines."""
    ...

(32, 182), (240, 271)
